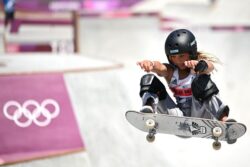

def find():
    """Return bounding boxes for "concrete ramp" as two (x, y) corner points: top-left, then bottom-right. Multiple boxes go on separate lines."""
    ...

(0, 53), (122, 75)
(64, 69), (171, 167)
(136, 0), (250, 29)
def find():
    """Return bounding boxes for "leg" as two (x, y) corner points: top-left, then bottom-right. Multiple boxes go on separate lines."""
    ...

(191, 95), (229, 120)
(157, 97), (184, 116)
(139, 74), (183, 116)
(191, 74), (229, 120)
(191, 74), (219, 102)
(139, 74), (166, 113)
(139, 74), (167, 101)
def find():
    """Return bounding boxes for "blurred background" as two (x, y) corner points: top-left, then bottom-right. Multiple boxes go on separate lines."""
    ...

(0, 0), (250, 167)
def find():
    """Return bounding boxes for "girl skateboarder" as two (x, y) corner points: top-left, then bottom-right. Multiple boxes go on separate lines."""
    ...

(137, 29), (230, 122)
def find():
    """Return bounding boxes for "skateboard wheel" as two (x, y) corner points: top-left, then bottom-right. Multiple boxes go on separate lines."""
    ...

(145, 119), (155, 128)
(146, 134), (155, 143)
(212, 127), (222, 137)
(212, 141), (221, 150)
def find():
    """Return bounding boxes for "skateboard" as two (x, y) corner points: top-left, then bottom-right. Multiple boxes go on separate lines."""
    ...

(125, 110), (247, 150)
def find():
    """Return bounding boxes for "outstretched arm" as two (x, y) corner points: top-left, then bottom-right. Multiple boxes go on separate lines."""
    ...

(184, 60), (214, 74)
(137, 60), (171, 77)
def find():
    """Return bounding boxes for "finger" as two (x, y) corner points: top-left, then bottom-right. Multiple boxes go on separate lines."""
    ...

(184, 61), (188, 67)
(185, 61), (195, 69)
(190, 61), (196, 68)
(191, 60), (198, 66)
(185, 61), (191, 68)
(137, 61), (143, 66)
(141, 63), (147, 70)
(137, 62), (146, 69)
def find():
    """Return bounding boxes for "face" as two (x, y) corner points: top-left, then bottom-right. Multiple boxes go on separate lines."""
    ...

(169, 53), (190, 69)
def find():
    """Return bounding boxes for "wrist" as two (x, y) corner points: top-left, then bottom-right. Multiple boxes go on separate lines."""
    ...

(195, 60), (208, 73)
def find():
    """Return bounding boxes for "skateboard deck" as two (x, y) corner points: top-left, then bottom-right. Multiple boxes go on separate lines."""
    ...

(125, 110), (247, 150)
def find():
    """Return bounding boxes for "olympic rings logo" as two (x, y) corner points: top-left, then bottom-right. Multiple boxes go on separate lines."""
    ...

(3, 99), (60, 128)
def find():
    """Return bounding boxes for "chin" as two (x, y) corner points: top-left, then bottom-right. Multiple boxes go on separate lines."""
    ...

(178, 65), (188, 70)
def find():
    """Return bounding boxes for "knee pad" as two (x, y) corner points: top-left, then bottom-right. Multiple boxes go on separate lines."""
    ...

(191, 74), (219, 102)
(139, 74), (167, 100)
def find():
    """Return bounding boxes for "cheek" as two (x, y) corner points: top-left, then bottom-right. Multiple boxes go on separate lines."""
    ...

(184, 55), (190, 60)
(179, 57), (188, 63)
(169, 57), (176, 62)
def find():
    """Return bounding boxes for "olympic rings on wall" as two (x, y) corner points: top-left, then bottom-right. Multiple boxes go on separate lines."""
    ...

(3, 99), (60, 128)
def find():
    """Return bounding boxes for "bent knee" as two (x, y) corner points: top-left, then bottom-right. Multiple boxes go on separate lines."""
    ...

(139, 74), (167, 100)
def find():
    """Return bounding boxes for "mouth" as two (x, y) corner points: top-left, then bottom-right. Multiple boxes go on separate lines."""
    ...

(176, 63), (188, 69)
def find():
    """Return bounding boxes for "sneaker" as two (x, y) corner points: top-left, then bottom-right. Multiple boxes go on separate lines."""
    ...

(140, 96), (156, 113)
(140, 106), (154, 113)
(226, 119), (237, 144)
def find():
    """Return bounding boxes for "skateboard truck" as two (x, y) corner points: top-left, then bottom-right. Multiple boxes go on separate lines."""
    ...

(212, 127), (223, 150)
(145, 119), (158, 142)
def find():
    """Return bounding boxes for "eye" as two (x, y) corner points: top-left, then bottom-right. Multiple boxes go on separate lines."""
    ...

(169, 55), (176, 59)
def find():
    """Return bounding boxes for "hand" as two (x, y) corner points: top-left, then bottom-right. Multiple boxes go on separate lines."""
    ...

(137, 60), (154, 72)
(184, 60), (208, 73)
(184, 60), (199, 70)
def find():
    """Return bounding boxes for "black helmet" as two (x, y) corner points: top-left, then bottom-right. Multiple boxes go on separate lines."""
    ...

(164, 29), (197, 63)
